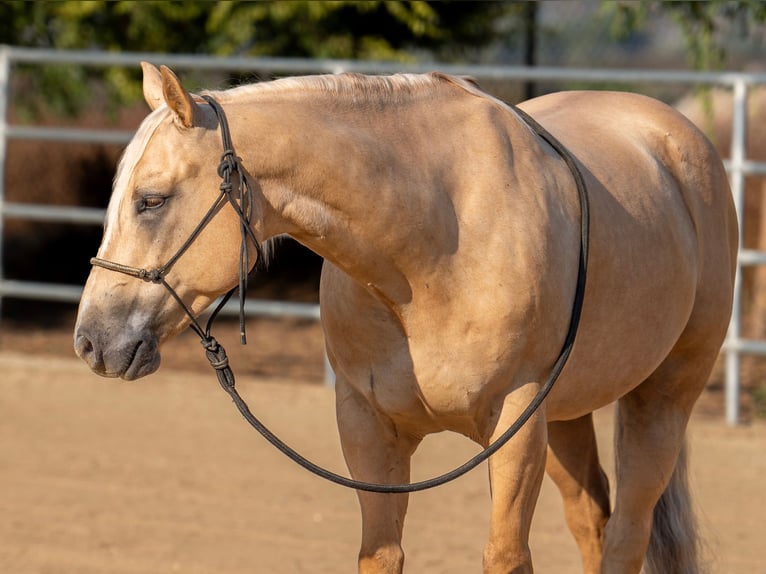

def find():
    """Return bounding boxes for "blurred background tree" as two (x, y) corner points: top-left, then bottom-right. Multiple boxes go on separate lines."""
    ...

(0, 0), (523, 117)
(2, 0), (765, 118)
(0, 0), (532, 306)
(603, 0), (766, 71)
(2, 0), (764, 409)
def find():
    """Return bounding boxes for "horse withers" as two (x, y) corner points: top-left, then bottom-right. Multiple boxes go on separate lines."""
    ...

(74, 63), (737, 574)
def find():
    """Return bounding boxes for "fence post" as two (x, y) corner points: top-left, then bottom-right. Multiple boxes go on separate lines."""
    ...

(0, 46), (11, 322)
(725, 78), (748, 426)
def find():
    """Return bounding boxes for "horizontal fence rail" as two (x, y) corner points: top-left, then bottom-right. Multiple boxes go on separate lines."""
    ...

(1, 46), (765, 416)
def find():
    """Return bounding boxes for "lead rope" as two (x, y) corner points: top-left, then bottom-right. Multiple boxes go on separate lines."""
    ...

(196, 98), (590, 494)
(91, 96), (589, 494)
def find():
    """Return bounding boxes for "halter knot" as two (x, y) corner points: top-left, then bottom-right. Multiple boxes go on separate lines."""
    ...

(201, 336), (220, 352)
(202, 336), (231, 370)
(218, 149), (237, 179)
(138, 269), (162, 283)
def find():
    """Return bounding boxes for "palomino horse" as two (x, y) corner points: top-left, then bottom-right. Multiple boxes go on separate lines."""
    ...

(74, 63), (737, 574)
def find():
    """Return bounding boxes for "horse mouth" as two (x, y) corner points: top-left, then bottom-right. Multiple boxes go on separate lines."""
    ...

(120, 339), (160, 380)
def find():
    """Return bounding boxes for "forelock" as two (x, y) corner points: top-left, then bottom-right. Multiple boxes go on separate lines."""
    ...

(101, 107), (168, 248)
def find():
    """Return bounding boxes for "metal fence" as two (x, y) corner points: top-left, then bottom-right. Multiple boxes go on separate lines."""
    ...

(1, 46), (765, 422)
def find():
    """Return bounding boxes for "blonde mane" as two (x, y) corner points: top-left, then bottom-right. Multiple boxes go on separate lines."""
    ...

(203, 72), (468, 107)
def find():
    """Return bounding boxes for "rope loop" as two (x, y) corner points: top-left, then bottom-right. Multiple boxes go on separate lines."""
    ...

(88, 94), (587, 494)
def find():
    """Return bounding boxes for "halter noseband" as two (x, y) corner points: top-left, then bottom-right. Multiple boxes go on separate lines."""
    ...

(89, 95), (590, 494)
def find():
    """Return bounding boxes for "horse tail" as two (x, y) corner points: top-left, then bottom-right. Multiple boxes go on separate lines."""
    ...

(643, 440), (706, 574)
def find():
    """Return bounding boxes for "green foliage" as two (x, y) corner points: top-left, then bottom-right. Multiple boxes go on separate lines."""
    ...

(0, 0), (514, 118)
(600, 0), (765, 132)
(5, 0), (765, 119)
(602, 0), (766, 71)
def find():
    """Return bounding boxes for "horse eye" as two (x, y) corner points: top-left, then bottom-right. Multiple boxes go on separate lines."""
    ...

(138, 195), (167, 212)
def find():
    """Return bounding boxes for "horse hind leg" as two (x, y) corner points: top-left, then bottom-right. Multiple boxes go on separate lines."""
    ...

(603, 351), (713, 574)
(546, 414), (611, 574)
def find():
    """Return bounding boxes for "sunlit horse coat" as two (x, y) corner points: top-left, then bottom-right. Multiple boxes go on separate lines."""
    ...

(75, 64), (737, 574)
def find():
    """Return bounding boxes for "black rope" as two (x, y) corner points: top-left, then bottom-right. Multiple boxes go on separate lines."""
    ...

(202, 94), (262, 344)
(89, 94), (590, 494)
(197, 98), (589, 493)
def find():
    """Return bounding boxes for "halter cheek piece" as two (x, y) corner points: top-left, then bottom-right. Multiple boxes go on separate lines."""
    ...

(90, 95), (589, 494)
(92, 95), (261, 350)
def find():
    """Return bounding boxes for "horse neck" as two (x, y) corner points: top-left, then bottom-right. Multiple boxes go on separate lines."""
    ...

(220, 81), (551, 313)
(226, 94), (435, 307)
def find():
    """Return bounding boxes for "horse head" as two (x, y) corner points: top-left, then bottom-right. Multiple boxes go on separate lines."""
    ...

(74, 63), (259, 380)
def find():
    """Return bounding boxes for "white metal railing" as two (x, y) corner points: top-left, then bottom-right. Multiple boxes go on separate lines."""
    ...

(1, 46), (765, 421)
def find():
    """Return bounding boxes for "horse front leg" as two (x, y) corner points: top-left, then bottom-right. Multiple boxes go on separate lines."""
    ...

(335, 377), (420, 574)
(483, 386), (548, 574)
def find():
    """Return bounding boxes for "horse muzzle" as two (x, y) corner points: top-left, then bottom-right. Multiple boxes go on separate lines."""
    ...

(74, 322), (161, 381)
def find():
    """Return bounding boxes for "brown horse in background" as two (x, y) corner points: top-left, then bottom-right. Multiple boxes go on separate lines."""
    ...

(75, 64), (737, 573)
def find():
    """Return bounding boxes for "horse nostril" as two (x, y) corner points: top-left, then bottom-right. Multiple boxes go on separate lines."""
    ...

(74, 332), (95, 361)
(74, 330), (108, 374)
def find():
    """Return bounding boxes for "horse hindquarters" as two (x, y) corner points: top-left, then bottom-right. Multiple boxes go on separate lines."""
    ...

(613, 273), (733, 573)
(632, 115), (736, 574)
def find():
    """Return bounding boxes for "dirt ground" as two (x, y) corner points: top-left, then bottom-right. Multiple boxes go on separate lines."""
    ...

(1, 317), (765, 573)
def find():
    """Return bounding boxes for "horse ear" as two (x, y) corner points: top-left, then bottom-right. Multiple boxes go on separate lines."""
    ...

(141, 62), (164, 111)
(159, 65), (201, 128)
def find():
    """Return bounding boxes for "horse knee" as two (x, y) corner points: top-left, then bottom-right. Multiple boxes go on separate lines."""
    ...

(483, 540), (532, 574)
(358, 544), (404, 574)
